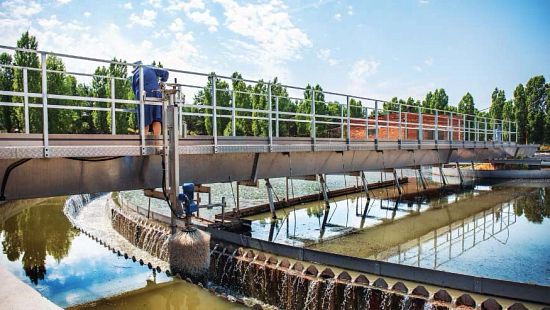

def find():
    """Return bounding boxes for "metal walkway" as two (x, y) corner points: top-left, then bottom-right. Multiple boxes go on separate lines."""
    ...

(0, 45), (538, 200)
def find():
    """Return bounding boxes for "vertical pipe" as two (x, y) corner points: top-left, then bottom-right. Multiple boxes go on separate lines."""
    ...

(265, 179), (276, 220)
(211, 74), (217, 151)
(111, 77), (116, 135)
(515, 120), (518, 143)
(40, 52), (49, 157)
(231, 89), (236, 137)
(139, 66), (145, 154)
(346, 96), (350, 143)
(168, 91), (181, 232)
(267, 83), (272, 150)
(508, 120), (512, 143)
(23, 68), (29, 134)
(275, 96), (279, 137)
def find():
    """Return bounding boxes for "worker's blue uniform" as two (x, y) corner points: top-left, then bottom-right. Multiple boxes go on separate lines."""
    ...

(131, 65), (169, 128)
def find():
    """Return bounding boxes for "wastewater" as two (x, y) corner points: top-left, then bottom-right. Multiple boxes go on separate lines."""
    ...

(245, 177), (550, 286)
(0, 197), (244, 309)
(1, 170), (549, 308)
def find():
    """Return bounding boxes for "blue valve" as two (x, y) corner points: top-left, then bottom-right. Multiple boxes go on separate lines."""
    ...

(178, 183), (198, 215)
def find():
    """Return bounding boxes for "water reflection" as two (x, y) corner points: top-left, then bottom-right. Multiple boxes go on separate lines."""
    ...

(1, 197), (78, 284)
(514, 187), (550, 223)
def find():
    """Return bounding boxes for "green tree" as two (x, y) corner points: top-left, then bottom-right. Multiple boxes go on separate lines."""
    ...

(545, 83), (550, 144)
(489, 88), (506, 120)
(45, 55), (74, 134)
(12, 31), (41, 133)
(458, 92), (475, 115)
(91, 66), (110, 133)
(422, 88), (448, 113)
(0, 52), (14, 132)
(200, 74), (231, 136)
(514, 84), (528, 144)
(525, 75), (546, 144)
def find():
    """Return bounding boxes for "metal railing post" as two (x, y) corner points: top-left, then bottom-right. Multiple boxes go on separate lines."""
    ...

(434, 109), (438, 143)
(449, 112), (453, 142)
(398, 103), (402, 143)
(139, 65), (145, 154)
(110, 77), (116, 135)
(386, 111), (390, 140)
(267, 82), (272, 150)
(346, 96), (350, 143)
(210, 73), (217, 152)
(484, 117), (488, 142)
(231, 89), (236, 136)
(40, 52), (49, 157)
(23, 68), (29, 134)
(340, 103), (344, 140)
(474, 116), (478, 142)
(275, 96), (279, 137)
(418, 105), (423, 143)
(311, 89), (316, 143)
(374, 100), (379, 143)
(463, 114), (466, 141)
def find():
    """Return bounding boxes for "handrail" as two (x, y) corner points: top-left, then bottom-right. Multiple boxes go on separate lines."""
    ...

(0, 45), (519, 153)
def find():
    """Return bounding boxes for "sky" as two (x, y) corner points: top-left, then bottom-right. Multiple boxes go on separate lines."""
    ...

(0, 0), (549, 109)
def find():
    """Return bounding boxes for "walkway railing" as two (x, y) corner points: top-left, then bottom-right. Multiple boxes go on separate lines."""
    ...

(0, 45), (518, 158)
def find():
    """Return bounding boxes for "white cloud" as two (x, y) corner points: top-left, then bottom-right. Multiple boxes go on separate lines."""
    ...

(38, 15), (62, 29)
(424, 58), (433, 66)
(57, 0), (71, 4)
(123, 2), (133, 9)
(348, 59), (380, 97)
(214, 0), (311, 78)
(349, 59), (380, 79)
(148, 0), (162, 8)
(0, 0), (42, 18)
(187, 9), (218, 32)
(347, 5), (353, 15)
(167, 0), (218, 32)
(334, 13), (342, 21)
(414, 65), (422, 72)
(419, 0), (429, 4)
(169, 17), (184, 32)
(317, 48), (339, 66)
(128, 9), (157, 27)
(84, 11), (91, 18)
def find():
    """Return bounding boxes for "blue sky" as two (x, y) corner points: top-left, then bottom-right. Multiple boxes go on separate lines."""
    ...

(0, 0), (548, 109)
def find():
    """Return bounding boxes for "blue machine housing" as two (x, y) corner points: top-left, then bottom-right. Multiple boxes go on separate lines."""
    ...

(178, 183), (198, 215)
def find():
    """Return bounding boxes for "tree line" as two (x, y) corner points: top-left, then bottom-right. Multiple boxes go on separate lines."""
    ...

(0, 32), (548, 144)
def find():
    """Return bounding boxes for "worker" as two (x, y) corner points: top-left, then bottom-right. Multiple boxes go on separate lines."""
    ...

(131, 61), (169, 136)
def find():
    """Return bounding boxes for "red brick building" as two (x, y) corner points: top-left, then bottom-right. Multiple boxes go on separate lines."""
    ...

(346, 112), (464, 141)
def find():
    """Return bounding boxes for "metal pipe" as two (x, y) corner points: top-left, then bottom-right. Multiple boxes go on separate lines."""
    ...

(231, 90), (236, 137)
(139, 66), (145, 154)
(40, 52), (49, 157)
(374, 101), (379, 143)
(110, 77), (116, 135)
(275, 96), (279, 137)
(211, 73), (217, 152)
(346, 96), (350, 143)
(311, 89), (316, 142)
(267, 83), (272, 150)
(23, 68), (29, 134)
